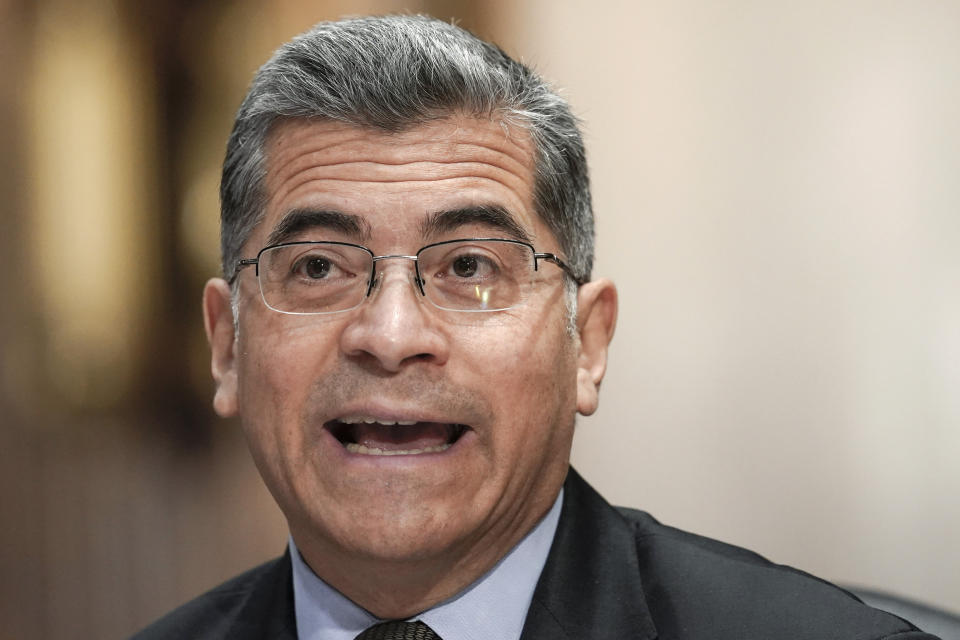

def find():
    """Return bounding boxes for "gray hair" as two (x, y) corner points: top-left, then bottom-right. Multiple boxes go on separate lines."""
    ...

(220, 14), (593, 285)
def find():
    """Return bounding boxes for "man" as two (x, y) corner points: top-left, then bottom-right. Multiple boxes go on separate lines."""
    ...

(134, 15), (939, 640)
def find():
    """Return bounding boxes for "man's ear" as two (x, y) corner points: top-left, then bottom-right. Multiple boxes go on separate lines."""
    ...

(575, 278), (618, 417)
(203, 278), (239, 417)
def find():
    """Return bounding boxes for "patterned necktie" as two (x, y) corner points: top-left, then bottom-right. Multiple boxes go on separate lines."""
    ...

(354, 620), (441, 640)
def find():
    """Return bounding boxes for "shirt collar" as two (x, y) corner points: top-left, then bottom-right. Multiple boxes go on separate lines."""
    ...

(291, 489), (564, 640)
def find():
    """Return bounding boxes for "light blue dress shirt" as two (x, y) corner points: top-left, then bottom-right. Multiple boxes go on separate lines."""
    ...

(290, 489), (563, 640)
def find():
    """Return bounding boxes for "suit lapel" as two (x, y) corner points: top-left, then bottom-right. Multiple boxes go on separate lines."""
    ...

(226, 550), (299, 640)
(520, 468), (658, 640)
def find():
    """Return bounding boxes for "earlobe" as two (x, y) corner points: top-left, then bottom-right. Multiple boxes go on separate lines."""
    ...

(574, 278), (618, 416)
(203, 278), (239, 417)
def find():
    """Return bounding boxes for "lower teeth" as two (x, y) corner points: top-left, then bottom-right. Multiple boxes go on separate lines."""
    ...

(345, 443), (451, 456)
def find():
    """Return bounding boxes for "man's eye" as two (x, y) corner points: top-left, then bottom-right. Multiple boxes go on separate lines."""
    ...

(291, 254), (337, 280)
(447, 253), (496, 279)
(452, 256), (479, 278)
(303, 257), (331, 279)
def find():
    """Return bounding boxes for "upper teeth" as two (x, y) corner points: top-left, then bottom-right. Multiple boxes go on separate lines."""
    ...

(338, 417), (419, 426)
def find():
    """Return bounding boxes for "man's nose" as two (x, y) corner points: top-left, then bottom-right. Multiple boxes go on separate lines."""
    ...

(338, 259), (450, 372)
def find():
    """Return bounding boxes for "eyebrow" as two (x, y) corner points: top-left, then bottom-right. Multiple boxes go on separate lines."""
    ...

(267, 208), (372, 246)
(419, 205), (532, 244)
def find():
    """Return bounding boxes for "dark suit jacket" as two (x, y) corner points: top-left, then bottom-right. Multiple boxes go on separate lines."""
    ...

(132, 468), (940, 639)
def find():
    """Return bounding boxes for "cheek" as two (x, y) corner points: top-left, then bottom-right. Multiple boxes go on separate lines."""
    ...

(458, 316), (578, 444)
(234, 320), (342, 507)
(236, 318), (338, 439)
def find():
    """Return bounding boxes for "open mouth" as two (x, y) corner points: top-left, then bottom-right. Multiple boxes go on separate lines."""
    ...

(326, 417), (469, 456)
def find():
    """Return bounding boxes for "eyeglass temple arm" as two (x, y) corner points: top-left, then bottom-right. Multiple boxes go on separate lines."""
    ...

(228, 258), (259, 284)
(534, 252), (586, 286)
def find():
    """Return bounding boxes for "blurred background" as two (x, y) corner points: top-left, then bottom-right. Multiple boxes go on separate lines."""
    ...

(1, 0), (957, 637)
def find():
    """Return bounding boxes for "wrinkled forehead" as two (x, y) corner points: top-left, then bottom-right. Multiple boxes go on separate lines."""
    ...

(264, 114), (536, 168)
(253, 115), (547, 249)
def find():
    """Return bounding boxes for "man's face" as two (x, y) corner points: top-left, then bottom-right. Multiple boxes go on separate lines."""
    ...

(204, 116), (613, 595)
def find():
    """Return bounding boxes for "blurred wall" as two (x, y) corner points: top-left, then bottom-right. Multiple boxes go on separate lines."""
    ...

(1, 1), (956, 638)
(491, 0), (959, 612)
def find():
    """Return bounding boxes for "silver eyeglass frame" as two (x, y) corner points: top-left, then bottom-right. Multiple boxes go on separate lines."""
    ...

(233, 237), (584, 315)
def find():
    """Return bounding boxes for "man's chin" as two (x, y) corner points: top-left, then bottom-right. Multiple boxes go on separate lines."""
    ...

(297, 502), (484, 566)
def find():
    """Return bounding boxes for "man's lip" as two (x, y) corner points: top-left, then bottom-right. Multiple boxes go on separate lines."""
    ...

(323, 411), (472, 455)
(318, 424), (477, 464)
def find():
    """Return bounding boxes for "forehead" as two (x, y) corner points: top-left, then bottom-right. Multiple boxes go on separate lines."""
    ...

(256, 115), (542, 248)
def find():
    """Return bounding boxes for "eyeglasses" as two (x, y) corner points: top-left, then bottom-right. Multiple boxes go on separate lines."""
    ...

(234, 238), (582, 315)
